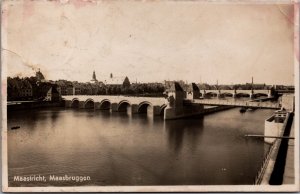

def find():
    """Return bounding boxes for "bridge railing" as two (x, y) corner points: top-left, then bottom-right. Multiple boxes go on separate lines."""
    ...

(194, 99), (279, 109)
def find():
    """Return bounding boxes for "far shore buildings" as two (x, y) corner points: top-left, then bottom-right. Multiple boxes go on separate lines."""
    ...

(7, 69), (294, 101)
(7, 78), (33, 100)
(36, 69), (46, 83)
(104, 73), (130, 88)
(7, 69), (58, 101)
(45, 86), (61, 102)
(56, 71), (130, 96)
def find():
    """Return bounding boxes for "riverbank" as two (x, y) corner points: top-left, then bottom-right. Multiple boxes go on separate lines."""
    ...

(283, 120), (295, 184)
(256, 112), (294, 184)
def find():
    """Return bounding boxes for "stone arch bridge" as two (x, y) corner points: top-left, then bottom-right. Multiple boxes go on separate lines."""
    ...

(64, 95), (168, 116)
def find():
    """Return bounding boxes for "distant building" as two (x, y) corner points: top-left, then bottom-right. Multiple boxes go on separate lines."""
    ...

(90, 70), (98, 84)
(73, 82), (82, 95)
(36, 82), (54, 100)
(104, 73), (131, 87)
(7, 78), (33, 100)
(36, 69), (46, 82)
(7, 78), (21, 100)
(45, 86), (61, 102)
(56, 80), (73, 96)
(66, 85), (74, 95)
(19, 80), (33, 98)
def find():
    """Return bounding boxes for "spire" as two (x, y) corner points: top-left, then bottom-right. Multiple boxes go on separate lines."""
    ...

(91, 70), (98, 83)
(92, 71), (96, 80)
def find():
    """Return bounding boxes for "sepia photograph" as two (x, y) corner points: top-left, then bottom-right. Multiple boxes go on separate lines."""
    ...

(1, 0), (299, 192)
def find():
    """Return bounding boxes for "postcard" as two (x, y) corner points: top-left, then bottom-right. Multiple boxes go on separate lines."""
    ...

(1, 0), (299, 192)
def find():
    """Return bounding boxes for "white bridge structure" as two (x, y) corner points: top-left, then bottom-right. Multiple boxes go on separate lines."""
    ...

(201, 89), (272, 98)
(63, 83), (280, 119)
(194, 99), (280, 109)
(64, 95), (168, 116)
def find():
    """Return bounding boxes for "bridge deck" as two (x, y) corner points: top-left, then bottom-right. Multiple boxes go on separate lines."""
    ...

(63, 95), (280, 109)
(194, 99), (280, 109)
(63, 95), (167, 106)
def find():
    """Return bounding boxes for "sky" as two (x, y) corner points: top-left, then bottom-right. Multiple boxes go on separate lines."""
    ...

(2, 0), (296, 85)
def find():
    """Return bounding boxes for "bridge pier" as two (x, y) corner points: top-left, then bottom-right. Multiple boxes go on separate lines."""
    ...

(164, 103), (204, 120)
(135, 105), (161, 117)
(95, 102), (101, 110)
(153, 106), (161, 116)
(79, 101), (85, 109)
(111, 103), (118, 112)
(147, 106), (154, 116)
(232, 90), (237, 98)
(268, 90), (272, 98)
(131, 104), (139, 114)
(65, 100), (72, 108)
(249, 93), (254, 99)
(164, 82), (209, 119)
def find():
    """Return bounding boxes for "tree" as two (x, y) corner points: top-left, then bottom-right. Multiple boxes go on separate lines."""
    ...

(123, 76), (130, 88)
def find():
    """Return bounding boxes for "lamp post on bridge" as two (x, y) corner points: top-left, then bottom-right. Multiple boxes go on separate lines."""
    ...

(216, 80), (221, 98)
(250, 76), (254, 99)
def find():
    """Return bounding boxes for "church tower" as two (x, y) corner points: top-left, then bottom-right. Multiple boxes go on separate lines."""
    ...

(91, 70), (98, 83)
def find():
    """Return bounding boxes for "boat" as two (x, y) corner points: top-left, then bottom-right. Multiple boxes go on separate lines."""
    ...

(239, 107), (247, 113)
(11, 126), (20, 130)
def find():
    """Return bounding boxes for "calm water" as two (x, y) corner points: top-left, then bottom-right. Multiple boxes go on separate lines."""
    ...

(8, 107), (274, 186)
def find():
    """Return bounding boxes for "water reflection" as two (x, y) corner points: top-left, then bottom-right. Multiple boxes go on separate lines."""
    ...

(8, 107), (274, 186)
(49, 109), (60, 129)
(165, 120), (186, 154)
(164, 117), (204, 154)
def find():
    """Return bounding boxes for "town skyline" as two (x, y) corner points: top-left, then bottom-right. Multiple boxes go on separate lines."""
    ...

(6, 67), (295, 86)
(3, 1), (295, 85)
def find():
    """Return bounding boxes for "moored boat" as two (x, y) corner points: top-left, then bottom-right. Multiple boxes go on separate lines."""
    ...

(11, 126), (20, 130)
(240, 107), (247, 113)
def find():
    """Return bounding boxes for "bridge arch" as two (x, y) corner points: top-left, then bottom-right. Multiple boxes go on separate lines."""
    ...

(99, 99), (111, 110)
(205, 92), (218, 97)
(117, 100), (131, 112)
(221, 92), (233, 97)
(137, 101), (153, 114)
(252, 93), (268, 98)
(235, 93), (250, 98)
(84, 98), (95, 109)
(71, 98), (80, 108)
(160, 104), (167, 116)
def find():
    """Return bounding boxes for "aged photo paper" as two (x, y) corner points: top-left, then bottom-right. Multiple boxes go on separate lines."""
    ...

(1, 0), (299, 192)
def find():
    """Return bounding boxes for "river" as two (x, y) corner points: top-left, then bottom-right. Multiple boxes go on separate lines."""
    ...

(7, 107), (274, 186)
